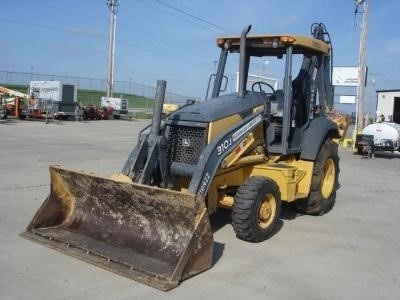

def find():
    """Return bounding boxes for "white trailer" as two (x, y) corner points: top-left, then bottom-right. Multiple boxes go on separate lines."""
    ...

(29, 81), (77, 102)
(29, 81), (77, 120)
(101, 96), (128, 119)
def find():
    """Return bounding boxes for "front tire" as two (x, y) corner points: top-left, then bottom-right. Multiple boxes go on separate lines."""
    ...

(232, 176), (281, 242)
(295, 139), (339, 215)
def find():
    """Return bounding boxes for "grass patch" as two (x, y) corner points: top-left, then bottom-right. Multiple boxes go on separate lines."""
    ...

(134, 111), (153, 119)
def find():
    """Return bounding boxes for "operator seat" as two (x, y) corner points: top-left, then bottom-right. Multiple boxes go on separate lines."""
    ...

(270, 89), (284, 117)
(266, 89), (284, 150)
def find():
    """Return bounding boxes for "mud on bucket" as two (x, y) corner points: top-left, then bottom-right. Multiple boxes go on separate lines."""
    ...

(21, 165), (213, 291)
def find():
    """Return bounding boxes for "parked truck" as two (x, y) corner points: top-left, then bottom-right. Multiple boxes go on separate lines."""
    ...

(101, 96), (128, 119)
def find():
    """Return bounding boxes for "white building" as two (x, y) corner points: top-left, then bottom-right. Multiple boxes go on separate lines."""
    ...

(376, 89), (400, 123)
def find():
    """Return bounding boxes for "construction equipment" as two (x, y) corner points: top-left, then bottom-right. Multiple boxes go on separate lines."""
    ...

(101, 96), (128, 119)
(0, 86), (29, 119)
(22, 23), (343, 291)
(82, 104), (113, 120)
(26, 95), (59, 123)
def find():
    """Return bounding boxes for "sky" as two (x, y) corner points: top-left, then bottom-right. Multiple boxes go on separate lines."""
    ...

(1, 0), (400, 113)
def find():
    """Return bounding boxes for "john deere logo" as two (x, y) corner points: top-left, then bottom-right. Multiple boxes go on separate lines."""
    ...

(182, 138), (191, 147)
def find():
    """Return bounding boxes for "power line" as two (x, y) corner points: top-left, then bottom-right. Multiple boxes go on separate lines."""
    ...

(135, 0), (222, 34)
(118, 22), (213, 61)
(116, 39), (210, 70)
(0, 17), (212, 71)
(16, 0), (231, 63)
(151, 0), (236, 34)
(0, 17), (106, 38)
(1, 4), (219, 70)
(370, 72), (400, 86)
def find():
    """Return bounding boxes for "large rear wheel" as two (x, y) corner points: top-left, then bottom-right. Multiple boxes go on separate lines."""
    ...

(296, 139), (339, 215)
(232, 176), (281, 242)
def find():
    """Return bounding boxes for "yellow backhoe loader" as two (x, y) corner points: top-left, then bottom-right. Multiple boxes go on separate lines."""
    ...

(22, 23), (343, 291)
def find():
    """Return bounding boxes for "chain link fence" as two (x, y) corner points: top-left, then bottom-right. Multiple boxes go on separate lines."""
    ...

(0, 70), (199, 104)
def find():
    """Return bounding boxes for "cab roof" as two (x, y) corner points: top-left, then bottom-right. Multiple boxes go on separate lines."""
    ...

(216, 34), (330, 56)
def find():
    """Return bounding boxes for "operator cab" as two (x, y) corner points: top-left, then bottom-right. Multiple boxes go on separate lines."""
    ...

(211, 24), (333, 155)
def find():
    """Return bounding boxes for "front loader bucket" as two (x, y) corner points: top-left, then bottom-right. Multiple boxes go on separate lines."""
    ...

(21, 166), (213, 291)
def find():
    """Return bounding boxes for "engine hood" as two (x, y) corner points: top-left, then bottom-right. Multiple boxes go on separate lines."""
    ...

(168, 92), (267, 123)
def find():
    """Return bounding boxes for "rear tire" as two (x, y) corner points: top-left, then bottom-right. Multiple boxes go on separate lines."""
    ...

(295, 139), (339, 215)
(232, 176), (281, 242)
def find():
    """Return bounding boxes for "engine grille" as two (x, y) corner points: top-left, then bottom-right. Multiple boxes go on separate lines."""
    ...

(166, 125), (207, 165)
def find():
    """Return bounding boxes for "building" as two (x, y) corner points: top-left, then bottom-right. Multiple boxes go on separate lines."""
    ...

(376, 89), (400, 123)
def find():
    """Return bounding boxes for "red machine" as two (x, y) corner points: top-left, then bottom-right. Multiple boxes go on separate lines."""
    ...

(0, 86), (28, 119)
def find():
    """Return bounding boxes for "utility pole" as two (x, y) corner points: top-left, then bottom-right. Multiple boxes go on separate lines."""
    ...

(106, 0), (119, 98)
(355, 0), (368, 133)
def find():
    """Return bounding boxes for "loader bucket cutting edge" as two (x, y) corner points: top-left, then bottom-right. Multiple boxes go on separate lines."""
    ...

(20, 166), (214, 291)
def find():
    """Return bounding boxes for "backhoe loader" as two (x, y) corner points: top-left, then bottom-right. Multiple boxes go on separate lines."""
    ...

(22, 23), (343, 291)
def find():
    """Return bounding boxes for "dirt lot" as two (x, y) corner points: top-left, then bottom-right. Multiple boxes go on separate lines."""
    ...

(1, 119), (399, 300)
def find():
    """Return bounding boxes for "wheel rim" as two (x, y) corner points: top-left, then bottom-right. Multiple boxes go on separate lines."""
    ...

(321, 158), (335, 199)
(258, 194), (276, 229)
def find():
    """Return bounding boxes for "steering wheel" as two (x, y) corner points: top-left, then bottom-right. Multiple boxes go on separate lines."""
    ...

(251, 81), (276, 95)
